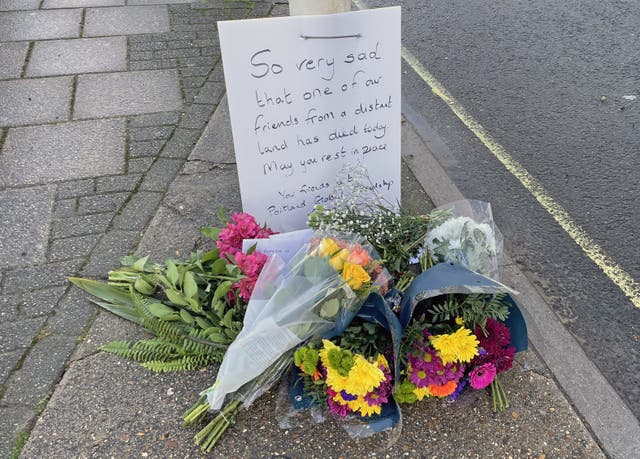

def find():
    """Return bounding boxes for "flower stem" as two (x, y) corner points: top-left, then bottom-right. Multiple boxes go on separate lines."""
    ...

(490, 376), (509, 411)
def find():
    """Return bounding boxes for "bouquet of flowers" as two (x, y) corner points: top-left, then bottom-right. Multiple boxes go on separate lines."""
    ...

(184, 232), (389, 452)
(69, 211), (275, 371)
(293, 338), (393, 418)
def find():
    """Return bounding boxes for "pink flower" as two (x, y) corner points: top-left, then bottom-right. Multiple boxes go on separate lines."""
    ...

(230, 251), (269, 302)
(216, 212), (275, 259)
(469, 363), (496, 390)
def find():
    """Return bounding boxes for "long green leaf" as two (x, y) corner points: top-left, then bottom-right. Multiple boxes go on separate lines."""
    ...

(88, 299), (141, 324)
(69, 277), (135, 308)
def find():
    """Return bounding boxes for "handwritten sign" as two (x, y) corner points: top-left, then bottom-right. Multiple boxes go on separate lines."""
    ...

(218, 7), (401, 231)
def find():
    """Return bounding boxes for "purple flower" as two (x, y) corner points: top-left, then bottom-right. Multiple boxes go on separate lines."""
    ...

(448, 379), (468, 401)
(340, 390), (358, 401)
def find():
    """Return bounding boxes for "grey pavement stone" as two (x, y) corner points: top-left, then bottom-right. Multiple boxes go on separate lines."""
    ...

(0, 42), (27, 79)
(191, 96), (234, 163)
(27, 37), (126, 77)
(1, 120), (125, 186)
(74, 70), (182, 119)
(48, 234), (100, 262)
(129, 41), (167, 52)
(0, 406), (34, 459)
(0, 295), (19, 322)
(77, 192), (129, 215)
(194, 81), (225, 104)
(129, 125), (174, 141)
(129, 0), (193, 4)
(2, 334), (78, 405)
(179, 65), (210, 77)
(78, 229), (139, 277)
(164, 163), (241, 229)
(51, 213), (113, 239)
(127, 157), (154, 173)
(84, 5), (169, 37)
(0, 0), (39, 10)
(179, 103), (214, 130)
(43, 0), (123, 7)
(137, 205), (200, 259)
(0, 186), (53, 270)
(56, 178), (95, 199)
(0, 9), (81, 41)
(129, 140), (164, 157)
(0, 317), (46, 353)
(46, 287), (97, 336)
(111, 191), (163, 231)
(152, 47), (200, 60)
(129, 58), (178, 71)
(20, 286), (68, 317)
(70, 310), (144, 361)
(182, 75), (207, 89)
(1, 349), (22, 384)
(139, 158), (183, 191)
(129, 111), (179, 127)
(0, 76), (71, 127)
(53, 198), (77, 218)
(159, 128), (200, 158)
(2, 259), (83, 294)
(180, 56), (214, 68)
(96, 174), (141, 193)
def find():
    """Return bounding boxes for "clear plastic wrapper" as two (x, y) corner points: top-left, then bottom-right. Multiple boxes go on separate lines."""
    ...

(204, 231), (388, 411)
(426, 200), (504, 280)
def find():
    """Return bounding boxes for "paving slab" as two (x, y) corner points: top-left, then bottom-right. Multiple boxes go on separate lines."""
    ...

(0, 119), (125, 186)
(0, 406), (34, 459)
(0, 76), (72, 127)
(0, 0), (40, 10)
(190, 94), (234, 163)
(127, 0), (193, 4)
(0, 42), (28, 79)
(0, 186), (53, 269)
(43, 0), (123, 8)
(0, 9), (81, 41)
(83, 5), (169, 37)
(74, 69), (182, 119)
(27, 37), (127, 77)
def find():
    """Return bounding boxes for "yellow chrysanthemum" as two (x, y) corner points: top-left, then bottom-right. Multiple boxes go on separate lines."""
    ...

(413, 386), (432, 401)
(376, 354), (389, 370)
(348, 396), (382, 417)
(326, 354), (384, 395)
(429, 327), (479, 364)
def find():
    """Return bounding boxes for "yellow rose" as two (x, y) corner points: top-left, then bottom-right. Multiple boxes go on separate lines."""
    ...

(317, 238), (340, 258)
(329, 248), (349, 271)
(342, 262), (371, 290)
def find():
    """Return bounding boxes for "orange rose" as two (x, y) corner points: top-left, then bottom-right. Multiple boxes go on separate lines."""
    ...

(346, 245), (371, 266)
(341, 262), (371, 291)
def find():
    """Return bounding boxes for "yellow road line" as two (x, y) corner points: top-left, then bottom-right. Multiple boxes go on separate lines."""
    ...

(353, 0), (640, 308)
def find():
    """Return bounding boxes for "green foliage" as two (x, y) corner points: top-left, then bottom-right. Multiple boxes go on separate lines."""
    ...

(338, 321), (388, 357)
(428, 293), (510, 331)
(70, 243), (247, 372)
(300, 371), (328, 406)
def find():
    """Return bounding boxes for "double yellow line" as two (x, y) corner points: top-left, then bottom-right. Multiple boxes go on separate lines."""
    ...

(354, 0), (640, 308)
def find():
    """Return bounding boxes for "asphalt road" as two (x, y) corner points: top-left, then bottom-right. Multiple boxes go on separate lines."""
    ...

(363, 0), (640, 420)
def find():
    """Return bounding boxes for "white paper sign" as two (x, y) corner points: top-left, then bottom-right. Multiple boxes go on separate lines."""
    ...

(218, 7), (401, 231)
(242, 228), (314, 263)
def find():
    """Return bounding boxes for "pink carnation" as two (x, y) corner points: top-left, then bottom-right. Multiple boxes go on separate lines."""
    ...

(469, 363), (496, 390)
(216, 212), (275, 259)
(231, 251), (269, 302)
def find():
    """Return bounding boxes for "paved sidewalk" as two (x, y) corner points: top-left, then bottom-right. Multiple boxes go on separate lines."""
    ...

(0, 1), (282, 456)
(0, 1), (606, 458)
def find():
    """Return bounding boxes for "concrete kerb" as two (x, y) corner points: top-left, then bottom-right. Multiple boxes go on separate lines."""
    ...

(401, 100), (640, 459)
